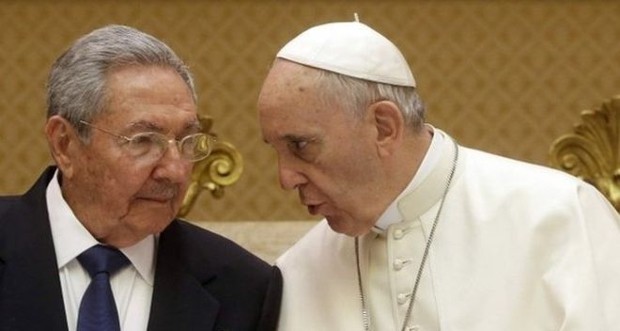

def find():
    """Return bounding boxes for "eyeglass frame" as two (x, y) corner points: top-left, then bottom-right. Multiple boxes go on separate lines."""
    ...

(78, 120), (215, 162)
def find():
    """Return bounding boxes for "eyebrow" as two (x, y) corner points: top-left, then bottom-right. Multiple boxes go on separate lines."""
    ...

(283, 134), (306, 141)
(127, 121), (162, 132)
(283, 133), (320, 141)
(263, 134), (307, 144)
(262, 130), (320, 146)
(126, 120), (202, 135)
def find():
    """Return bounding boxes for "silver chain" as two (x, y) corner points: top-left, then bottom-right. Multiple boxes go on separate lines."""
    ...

(355, 237), (370, 330)
(356, 142), (459, 331)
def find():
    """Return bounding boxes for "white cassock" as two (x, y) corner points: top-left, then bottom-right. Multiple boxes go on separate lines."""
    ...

(276, 130), (620, 331)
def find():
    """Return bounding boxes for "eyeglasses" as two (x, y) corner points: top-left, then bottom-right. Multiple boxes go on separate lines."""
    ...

(79, 120), (215, 162)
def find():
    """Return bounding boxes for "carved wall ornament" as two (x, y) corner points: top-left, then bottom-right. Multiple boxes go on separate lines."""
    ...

(178, 115), (244, 217)
(549, 96), (620, 211)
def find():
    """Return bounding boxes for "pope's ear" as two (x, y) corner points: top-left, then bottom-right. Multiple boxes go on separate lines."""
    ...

(369, 100), (404, 155)
(45, 115), (79, 178)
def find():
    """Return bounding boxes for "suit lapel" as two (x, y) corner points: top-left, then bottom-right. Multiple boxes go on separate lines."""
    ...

(0, 167), (69, 330)
(147, 222), (220, 331)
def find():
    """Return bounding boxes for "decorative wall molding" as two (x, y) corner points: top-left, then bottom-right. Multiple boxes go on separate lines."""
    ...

(550, 96), (620, 211)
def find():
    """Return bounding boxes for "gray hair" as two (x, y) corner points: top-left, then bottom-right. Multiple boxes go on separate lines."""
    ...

(315, 70), (426, 132)
(47, 24), (196, 138)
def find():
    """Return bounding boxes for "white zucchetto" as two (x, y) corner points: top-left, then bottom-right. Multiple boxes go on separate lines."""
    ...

(276, 20), (416, 87)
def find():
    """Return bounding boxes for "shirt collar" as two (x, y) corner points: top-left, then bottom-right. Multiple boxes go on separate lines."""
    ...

(46, 169), (156, 285)
(372, 125), (444, 234)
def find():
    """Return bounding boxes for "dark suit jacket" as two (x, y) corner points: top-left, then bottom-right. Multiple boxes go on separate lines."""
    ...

(0, 167), (282, 331)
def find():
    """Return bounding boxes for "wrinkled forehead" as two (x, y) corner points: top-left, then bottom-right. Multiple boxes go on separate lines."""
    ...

(259, 64), (321, 132)
(259, 60), (323, 111)
(264, 60), (321, 91)
(96, 66), (199, 130)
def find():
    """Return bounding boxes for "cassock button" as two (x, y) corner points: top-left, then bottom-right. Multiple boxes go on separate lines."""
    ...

(393, 258), (411, 270)
(394, 258), (405, 270)
(393, 229), (404, 239)
(397, 292), (411, 305)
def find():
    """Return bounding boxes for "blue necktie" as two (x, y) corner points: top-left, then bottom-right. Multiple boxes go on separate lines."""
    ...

(77, 245), (130, 331)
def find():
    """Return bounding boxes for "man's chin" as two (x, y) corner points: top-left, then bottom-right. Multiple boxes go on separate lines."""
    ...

(127, 204), (178, 228)
(325, 216), (350, 235)
(325, 216), (371, 237)
(133, 217), (174, 237)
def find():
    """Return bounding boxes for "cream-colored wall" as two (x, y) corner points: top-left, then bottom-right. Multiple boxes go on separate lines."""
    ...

(1, 1), (619, 262)
(192, 221), (318, 264)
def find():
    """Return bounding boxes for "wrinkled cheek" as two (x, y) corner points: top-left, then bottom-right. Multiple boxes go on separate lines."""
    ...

(178, 182), (191, 200)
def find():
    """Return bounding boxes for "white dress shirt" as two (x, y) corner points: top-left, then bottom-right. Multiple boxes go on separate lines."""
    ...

(46, 170), (156, 331)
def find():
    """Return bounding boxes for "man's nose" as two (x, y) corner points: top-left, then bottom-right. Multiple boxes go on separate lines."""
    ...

(153, 146), (192, 183)
(278, 164), (306, 191)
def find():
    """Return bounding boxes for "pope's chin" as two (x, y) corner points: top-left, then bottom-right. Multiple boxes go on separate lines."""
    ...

(322, 215), (349, 235)
(325, 215), (369, 237)
(306, 203), (322, 216)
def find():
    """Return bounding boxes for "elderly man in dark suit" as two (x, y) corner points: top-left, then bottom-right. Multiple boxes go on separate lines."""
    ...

(0, 24), (281, 331)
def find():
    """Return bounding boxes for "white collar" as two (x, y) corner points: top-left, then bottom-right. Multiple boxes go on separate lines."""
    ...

(46, 169), (156, 285)
(372, 125), (444, 234)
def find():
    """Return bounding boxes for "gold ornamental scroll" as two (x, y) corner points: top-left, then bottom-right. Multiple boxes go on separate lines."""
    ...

(178, 115), (244, 217)
(549, 96), (620, 211)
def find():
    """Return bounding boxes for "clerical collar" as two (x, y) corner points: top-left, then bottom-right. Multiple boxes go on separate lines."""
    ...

(372, 125), (444, 234)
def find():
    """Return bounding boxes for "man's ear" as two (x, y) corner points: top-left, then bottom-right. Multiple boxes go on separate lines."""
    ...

(45, 115), (80, 178)
(369, 100), (405, 156)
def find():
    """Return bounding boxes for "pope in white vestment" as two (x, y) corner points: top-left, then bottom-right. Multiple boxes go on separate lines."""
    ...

(276, 130), (620, 330)
(257, 18), (620, 331)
